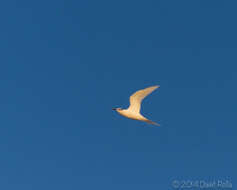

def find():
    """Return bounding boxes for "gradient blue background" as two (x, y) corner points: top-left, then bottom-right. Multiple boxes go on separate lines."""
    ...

(0, 0), (236, 189)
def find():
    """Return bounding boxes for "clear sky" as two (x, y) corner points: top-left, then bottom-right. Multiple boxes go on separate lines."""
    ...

(0, 0), (236, 189)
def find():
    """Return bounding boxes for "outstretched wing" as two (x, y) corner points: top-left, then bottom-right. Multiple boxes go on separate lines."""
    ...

(128, 85), (159, 114)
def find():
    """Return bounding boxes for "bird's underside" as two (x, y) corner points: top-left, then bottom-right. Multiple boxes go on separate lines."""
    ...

(114, 85), (160, 126)
(117, 109), (160, 126)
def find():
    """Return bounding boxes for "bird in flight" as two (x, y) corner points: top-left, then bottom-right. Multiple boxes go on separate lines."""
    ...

(112, 85), (160, 126)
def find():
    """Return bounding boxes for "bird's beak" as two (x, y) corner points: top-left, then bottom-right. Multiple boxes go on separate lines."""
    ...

(112, 108), (116, 110)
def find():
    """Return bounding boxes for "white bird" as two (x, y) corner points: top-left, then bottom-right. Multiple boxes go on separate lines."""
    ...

(112, 85), (160, 126)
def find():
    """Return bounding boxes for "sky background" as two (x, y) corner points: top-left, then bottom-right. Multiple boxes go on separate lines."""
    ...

(0, 0), (236, 189)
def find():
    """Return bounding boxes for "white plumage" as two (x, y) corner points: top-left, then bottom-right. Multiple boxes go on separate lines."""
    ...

(113, 85), (160, 126)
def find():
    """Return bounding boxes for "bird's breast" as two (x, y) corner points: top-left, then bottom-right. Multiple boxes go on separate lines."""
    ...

(117, 110), (145, 121)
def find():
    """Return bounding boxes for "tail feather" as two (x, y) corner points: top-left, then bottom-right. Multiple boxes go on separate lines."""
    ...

(145, 119), (160, 126)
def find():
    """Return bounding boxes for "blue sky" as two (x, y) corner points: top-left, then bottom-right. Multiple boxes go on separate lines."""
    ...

(0, 0), (236, 189)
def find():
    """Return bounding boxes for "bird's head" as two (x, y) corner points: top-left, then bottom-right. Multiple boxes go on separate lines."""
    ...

(112, 107), (122, 111)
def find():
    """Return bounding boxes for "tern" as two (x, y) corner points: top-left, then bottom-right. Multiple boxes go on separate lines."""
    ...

(112, 85), (160, 126)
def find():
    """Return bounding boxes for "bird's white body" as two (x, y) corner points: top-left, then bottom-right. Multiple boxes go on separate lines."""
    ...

(116, 109), (148, 121)
(113, 85), (160, 126)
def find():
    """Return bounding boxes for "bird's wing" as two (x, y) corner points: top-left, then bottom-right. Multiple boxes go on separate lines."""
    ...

(128, 85), (159, 114)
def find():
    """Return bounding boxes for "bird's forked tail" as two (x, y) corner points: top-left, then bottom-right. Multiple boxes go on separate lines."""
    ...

(144, 119), (160, 126)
